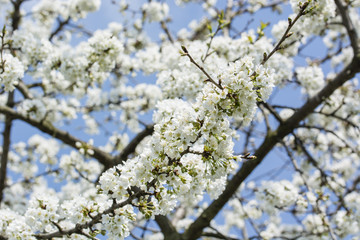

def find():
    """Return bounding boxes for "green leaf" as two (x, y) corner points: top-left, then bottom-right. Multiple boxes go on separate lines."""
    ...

(260, 21), (269, 30)
(1, 25), (6, 37)
(207, 23), (212, 33)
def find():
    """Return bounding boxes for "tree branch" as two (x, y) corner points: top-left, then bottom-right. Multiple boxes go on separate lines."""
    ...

(16, 80), (33, 99)
(0, 92), (14, 204)
(160, 20), (174, 43)
(49, 17), (71, 41)
(155, 215), (181, 240)
(261, 1), (309, 65)
(112, 123), (154, 166)
(0, 105), (114, 168)
(182, 51), (360, 240)
(181, 46), (223, 90)
(34, 190), (148, 239)
(334, 0), (359, 55)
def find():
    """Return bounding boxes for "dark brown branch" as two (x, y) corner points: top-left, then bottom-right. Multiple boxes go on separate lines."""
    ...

(10, 0), (24, 31)
(155, 215), (181, 240)
(0, 105), (113, 169)
(0, 0), (25, 205)
(201, 231), (239, 240)
(49, 17), (71, 41)
(0, 92), (14, 204)
(259, 102), (283, 123)
(182, 49), (360, 240)
(16, 81), (33, 99)
(334, 0), (359, 54)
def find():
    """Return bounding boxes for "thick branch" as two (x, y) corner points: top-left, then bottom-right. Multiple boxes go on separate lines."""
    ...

(10, 0), (24, 31)
(0, 92), (14, 204)
(334, 0), (359, 54)
(0, 0), (25, 205)
(182, 54), (360, 240)
(16, 81), (33, 99)
(155, 215), (181, 240)
(0, 105), (113, 168)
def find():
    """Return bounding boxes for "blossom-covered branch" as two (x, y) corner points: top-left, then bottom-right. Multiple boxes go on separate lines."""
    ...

(0, 0), (359, 239)
(184, 26), (360, 240)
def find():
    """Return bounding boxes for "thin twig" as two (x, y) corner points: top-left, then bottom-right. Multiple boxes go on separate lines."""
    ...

(160, 20), (174, 43)
(181, 46), (223, 90)
(261, 1), (310, 65)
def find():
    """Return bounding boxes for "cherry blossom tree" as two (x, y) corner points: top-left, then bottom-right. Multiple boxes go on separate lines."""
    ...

(0, 0), (359, 239)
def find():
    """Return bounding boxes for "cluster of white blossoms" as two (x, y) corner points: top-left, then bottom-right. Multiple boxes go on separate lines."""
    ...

(302, 214), (328, 236)
(60, 150), (102, 181)
(256, 180), (299, 214)
(290, 0), (336, 36)
(12, 30), (54, 67)
(295, 65), (325, 96)
(27, 135), (60, 165)
(17, 99), (47, 120)
(8, 143), (38, 180)
(142, 2), (169, 22)
(11, 26), (124, 98)
(210, 56), (274, 124)
(0, 53), (24, 91)
(102, 205), (137, 240)
(17, 97), (79, 123)
(61, 195), (111, 225)
(25, 194), (59, 232)
(0, 210), (35, 240)
(141, 32), (290, 100)
(156, 41), (218, 99)
(32, 0), (100, 24)
(59, 30), (124, 89)
(222, 198), (262, 232)
(98, 55), (275, 232)
(68, 0), (101, 20)
(333, 210), (359, 238)
(248, 0), (269, 13)
(272, 0), (338, 59)
(119, 83), (163, 132)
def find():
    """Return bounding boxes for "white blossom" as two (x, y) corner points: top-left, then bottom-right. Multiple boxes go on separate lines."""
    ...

(0, 54), (24, 91)
(142, 2), (169, 22)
